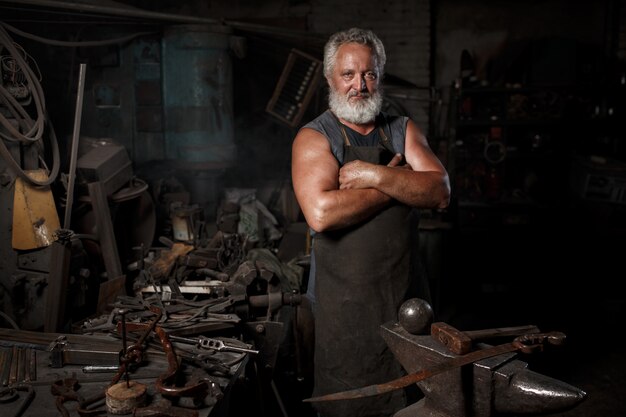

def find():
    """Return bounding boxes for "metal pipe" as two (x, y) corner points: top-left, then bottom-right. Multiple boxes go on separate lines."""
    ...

(0, 0), (220, 25)
(0, 0), (328, 45)
(82, 365), (120, 373)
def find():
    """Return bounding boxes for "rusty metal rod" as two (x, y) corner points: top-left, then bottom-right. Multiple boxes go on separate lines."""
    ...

(63, 62), (86, 229)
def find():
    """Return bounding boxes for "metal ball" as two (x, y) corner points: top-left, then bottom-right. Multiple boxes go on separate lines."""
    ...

(398, 298), (434, 335)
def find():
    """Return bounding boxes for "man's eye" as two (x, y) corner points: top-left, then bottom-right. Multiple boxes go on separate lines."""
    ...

(364, 72), (377, 80)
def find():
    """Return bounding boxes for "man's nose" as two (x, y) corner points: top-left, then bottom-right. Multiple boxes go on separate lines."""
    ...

(354, 74), (367, 91)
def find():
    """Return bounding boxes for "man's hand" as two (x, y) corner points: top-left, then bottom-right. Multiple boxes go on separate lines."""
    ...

(387, 153), (412, 170)
(338, 153), (412, 190)
(387, 153), (404, 167)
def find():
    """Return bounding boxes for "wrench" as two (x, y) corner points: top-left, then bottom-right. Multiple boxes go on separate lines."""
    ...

(197, 337), (259, 355)
(169, 335), (259, 355)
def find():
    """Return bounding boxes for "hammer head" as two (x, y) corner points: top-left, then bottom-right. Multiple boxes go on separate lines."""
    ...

(430, 322), (472, 355)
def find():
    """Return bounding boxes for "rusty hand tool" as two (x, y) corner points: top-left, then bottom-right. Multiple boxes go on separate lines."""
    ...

(51, 377), (107, 417)
(431, 322), (540, 355)
(0, 383), (35, 417)
(121, 310), (209, 400)
(51, 378), (85, 417)
(152, 326), (208, 399)
(112, 305), (163, 385)
(114, 307), (211, 401)
(303, 331), (566, 403)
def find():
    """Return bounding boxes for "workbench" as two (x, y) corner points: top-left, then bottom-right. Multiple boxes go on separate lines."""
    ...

(0, 328), (248, 417)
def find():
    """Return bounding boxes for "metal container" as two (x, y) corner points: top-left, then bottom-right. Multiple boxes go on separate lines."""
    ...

(161, 24), (235, 168)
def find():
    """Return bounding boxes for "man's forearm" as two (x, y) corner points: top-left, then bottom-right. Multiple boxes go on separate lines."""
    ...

(375, 167), (450, 209)
(306, 187), (390, 232)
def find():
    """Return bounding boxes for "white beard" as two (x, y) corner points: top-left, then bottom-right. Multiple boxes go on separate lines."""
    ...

(328, 88), (383, 124)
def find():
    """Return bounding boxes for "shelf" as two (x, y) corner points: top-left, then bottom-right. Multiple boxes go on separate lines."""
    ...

(457, 198), (549, 208)
(447, 83), (582, 230)
(455, 118), (563, 127)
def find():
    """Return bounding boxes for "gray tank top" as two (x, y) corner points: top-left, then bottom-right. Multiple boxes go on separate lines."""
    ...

(301, 110), (409, 164)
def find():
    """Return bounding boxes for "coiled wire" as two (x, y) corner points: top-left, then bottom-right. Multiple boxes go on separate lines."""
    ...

(0, 22), (155, 186)
(0, 23), (59, 185)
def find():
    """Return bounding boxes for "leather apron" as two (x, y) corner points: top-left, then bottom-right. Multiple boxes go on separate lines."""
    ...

(311, 122), (416, 417)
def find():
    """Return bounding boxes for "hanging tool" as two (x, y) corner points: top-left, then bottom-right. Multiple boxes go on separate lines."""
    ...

(11, 169), (61, 250)
(303, 331), (566, 402)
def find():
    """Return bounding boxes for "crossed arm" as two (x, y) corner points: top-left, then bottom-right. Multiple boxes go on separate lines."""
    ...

(291, 119), (450, 233)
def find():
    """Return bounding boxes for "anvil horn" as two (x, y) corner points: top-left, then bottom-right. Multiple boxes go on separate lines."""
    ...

(493, 365), (586, 414)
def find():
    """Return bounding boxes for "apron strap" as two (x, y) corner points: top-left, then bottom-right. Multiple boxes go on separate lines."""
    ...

(333, 113), (390, 148)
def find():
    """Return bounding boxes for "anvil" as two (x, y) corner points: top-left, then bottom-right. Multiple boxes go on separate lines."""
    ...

(381, 321), (586, 417)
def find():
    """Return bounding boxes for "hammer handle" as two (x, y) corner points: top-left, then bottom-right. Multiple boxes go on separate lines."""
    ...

(465, 325), (540, 340)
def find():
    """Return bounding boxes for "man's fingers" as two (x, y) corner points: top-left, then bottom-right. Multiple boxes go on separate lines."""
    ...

(387, 153), (403, 167)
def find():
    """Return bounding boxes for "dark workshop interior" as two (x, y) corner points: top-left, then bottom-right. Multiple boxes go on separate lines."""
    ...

(0, 0), (625, 416)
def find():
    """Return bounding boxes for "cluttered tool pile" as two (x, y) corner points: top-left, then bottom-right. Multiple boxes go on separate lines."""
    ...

(0, 226), (304, 417)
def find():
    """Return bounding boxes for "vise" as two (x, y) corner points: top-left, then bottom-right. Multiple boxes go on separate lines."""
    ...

(382, 307), (587, 417)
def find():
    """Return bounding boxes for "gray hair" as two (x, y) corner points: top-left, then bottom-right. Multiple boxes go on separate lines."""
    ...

(323, 27), (386, 79)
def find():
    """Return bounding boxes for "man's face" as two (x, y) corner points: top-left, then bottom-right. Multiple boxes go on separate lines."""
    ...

(327, 43), (383, 124)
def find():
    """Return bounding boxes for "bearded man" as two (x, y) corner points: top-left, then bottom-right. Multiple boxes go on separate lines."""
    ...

(291, 28), (450, 417)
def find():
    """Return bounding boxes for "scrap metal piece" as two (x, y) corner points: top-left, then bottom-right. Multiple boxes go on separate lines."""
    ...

(0, 348), (10, 386)
(148, 242), (194, 281)
(133, 398), (199, 417)
(48, 335), (120, 368)
(9, 346), (18, 386)
(43, 231), (73, 332)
